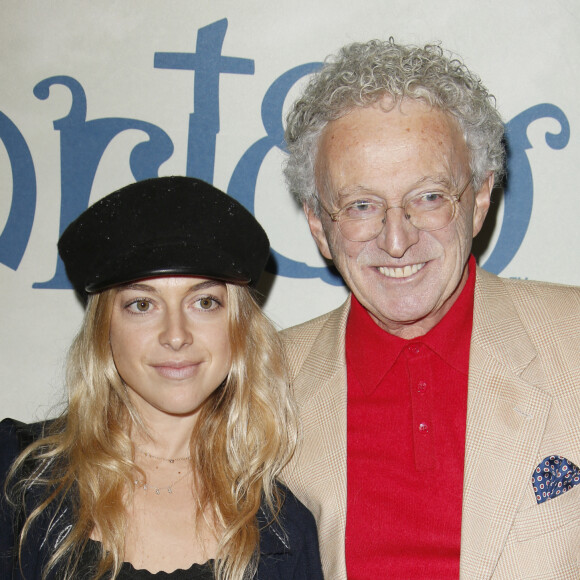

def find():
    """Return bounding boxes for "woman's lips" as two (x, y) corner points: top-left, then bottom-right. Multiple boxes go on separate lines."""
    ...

(152, 362), (199, 380)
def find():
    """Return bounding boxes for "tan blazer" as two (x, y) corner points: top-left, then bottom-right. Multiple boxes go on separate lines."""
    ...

(281, 268), (580, 579)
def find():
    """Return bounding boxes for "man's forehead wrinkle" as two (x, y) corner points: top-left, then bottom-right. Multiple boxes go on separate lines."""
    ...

(334, 174), (457, 200)
(335, 184), (375, 200)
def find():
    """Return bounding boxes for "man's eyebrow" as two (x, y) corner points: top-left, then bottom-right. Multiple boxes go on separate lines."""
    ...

(335, 176), (456, 199)
(335, 185), (376, 200)
(413, 175), (455, 188)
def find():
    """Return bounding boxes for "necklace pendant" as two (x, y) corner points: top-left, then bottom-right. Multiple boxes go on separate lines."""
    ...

(155, 488), (160, 495)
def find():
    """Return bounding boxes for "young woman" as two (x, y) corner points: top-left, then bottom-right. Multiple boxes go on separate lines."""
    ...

(0, 177), (322, 580)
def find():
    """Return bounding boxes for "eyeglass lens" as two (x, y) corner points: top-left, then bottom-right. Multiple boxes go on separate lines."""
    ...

(339, 195), (457, 242)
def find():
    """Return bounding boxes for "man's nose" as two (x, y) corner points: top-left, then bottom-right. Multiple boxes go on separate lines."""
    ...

(374, 207), (420, 258)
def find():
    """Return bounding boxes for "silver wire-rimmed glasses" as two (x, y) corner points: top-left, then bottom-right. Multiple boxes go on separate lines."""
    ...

(321, 177), (473, 242)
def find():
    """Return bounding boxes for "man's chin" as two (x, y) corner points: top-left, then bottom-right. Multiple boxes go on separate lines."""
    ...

(366, 303), (433, 330)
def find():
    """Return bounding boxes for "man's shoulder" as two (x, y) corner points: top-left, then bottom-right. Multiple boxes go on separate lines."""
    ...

(476, 268), (580, 311)
(281, 300), (350, 343)
(280, 300), (350, 380)
(504, 276), (580, 298)
(475, 270), (580, 365)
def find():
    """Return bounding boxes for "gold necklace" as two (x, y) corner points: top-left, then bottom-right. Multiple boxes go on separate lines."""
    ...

(134, 469), (190, 495)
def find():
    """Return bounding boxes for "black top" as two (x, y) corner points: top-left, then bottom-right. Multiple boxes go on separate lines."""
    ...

(0, 418), (323, 580)
(117, 560), (213, 580)
(78, 540), (214, 579)
(118, 561), (213, 580)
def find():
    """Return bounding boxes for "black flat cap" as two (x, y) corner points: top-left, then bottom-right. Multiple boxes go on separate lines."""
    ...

(58, 176), (270, 297)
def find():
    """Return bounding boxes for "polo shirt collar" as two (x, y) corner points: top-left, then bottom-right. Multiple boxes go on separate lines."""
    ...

(346, 255), (476, 394)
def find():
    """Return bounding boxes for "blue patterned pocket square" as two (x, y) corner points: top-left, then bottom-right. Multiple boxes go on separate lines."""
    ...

(533, 455), (580, 504)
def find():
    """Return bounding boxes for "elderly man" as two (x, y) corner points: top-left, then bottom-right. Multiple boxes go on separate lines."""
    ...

(280, 39), (580, 579)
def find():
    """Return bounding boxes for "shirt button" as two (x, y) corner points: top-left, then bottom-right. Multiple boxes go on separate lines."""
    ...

(418, 422), (429, 433)
(417, 381), (427, 393)
(408, 344), (421, 355)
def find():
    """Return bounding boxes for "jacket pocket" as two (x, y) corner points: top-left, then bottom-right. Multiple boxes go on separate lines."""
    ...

(512, 483), (580, 542)
(494, 486), (580, 579)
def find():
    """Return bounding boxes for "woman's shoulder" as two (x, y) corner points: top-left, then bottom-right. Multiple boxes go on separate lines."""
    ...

(0, 418), (51, 447)
(0, 419), (31, 471)
(0, 418), (53, 474)
(0, 417), (50, 436)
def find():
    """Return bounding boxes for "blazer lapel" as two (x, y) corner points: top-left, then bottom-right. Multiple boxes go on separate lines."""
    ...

(284, 300), (350, 579)
(291, 299), (349, 509)
(460, 269), (552, 578)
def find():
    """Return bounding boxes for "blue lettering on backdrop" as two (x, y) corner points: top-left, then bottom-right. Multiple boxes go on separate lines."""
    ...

(32, 76), (174, 289)
(480, 103), (570, 273)
(0, 111), (36, 270)
(0, 18), (571, 289)
(228, 62), (343, 285)
(154, 19), (254, 184)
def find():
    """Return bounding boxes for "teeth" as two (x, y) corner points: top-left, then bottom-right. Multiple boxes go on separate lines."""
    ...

(379, 262), (425, 278)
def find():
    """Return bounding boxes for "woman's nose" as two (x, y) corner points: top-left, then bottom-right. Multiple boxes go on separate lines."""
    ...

(159, 310), (193, 350)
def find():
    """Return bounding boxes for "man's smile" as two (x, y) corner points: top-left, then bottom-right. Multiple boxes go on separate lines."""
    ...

(377, 262), (426, 279)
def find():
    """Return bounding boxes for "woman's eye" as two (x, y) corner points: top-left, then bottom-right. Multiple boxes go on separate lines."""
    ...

(196, 296), (219, 311)
(128, 299), (151, 313)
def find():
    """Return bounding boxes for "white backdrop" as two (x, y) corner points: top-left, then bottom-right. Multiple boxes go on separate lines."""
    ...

(1, 0), (579, 422)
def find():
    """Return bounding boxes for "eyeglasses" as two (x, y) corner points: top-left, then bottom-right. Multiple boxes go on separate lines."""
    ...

(321, 178), (472, 242)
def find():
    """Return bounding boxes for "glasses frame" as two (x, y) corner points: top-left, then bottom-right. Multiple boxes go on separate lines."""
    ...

(321, 177), (473, 242)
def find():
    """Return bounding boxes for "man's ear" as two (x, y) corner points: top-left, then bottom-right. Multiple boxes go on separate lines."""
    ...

(472, 173), (494, 237)
(304, 203), (333, 260)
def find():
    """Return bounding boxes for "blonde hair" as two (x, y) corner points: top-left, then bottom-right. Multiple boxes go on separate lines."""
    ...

(6, 282), (297, 579)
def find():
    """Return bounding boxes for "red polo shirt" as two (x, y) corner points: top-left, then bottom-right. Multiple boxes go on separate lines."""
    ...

(345, 256), (476, 578)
